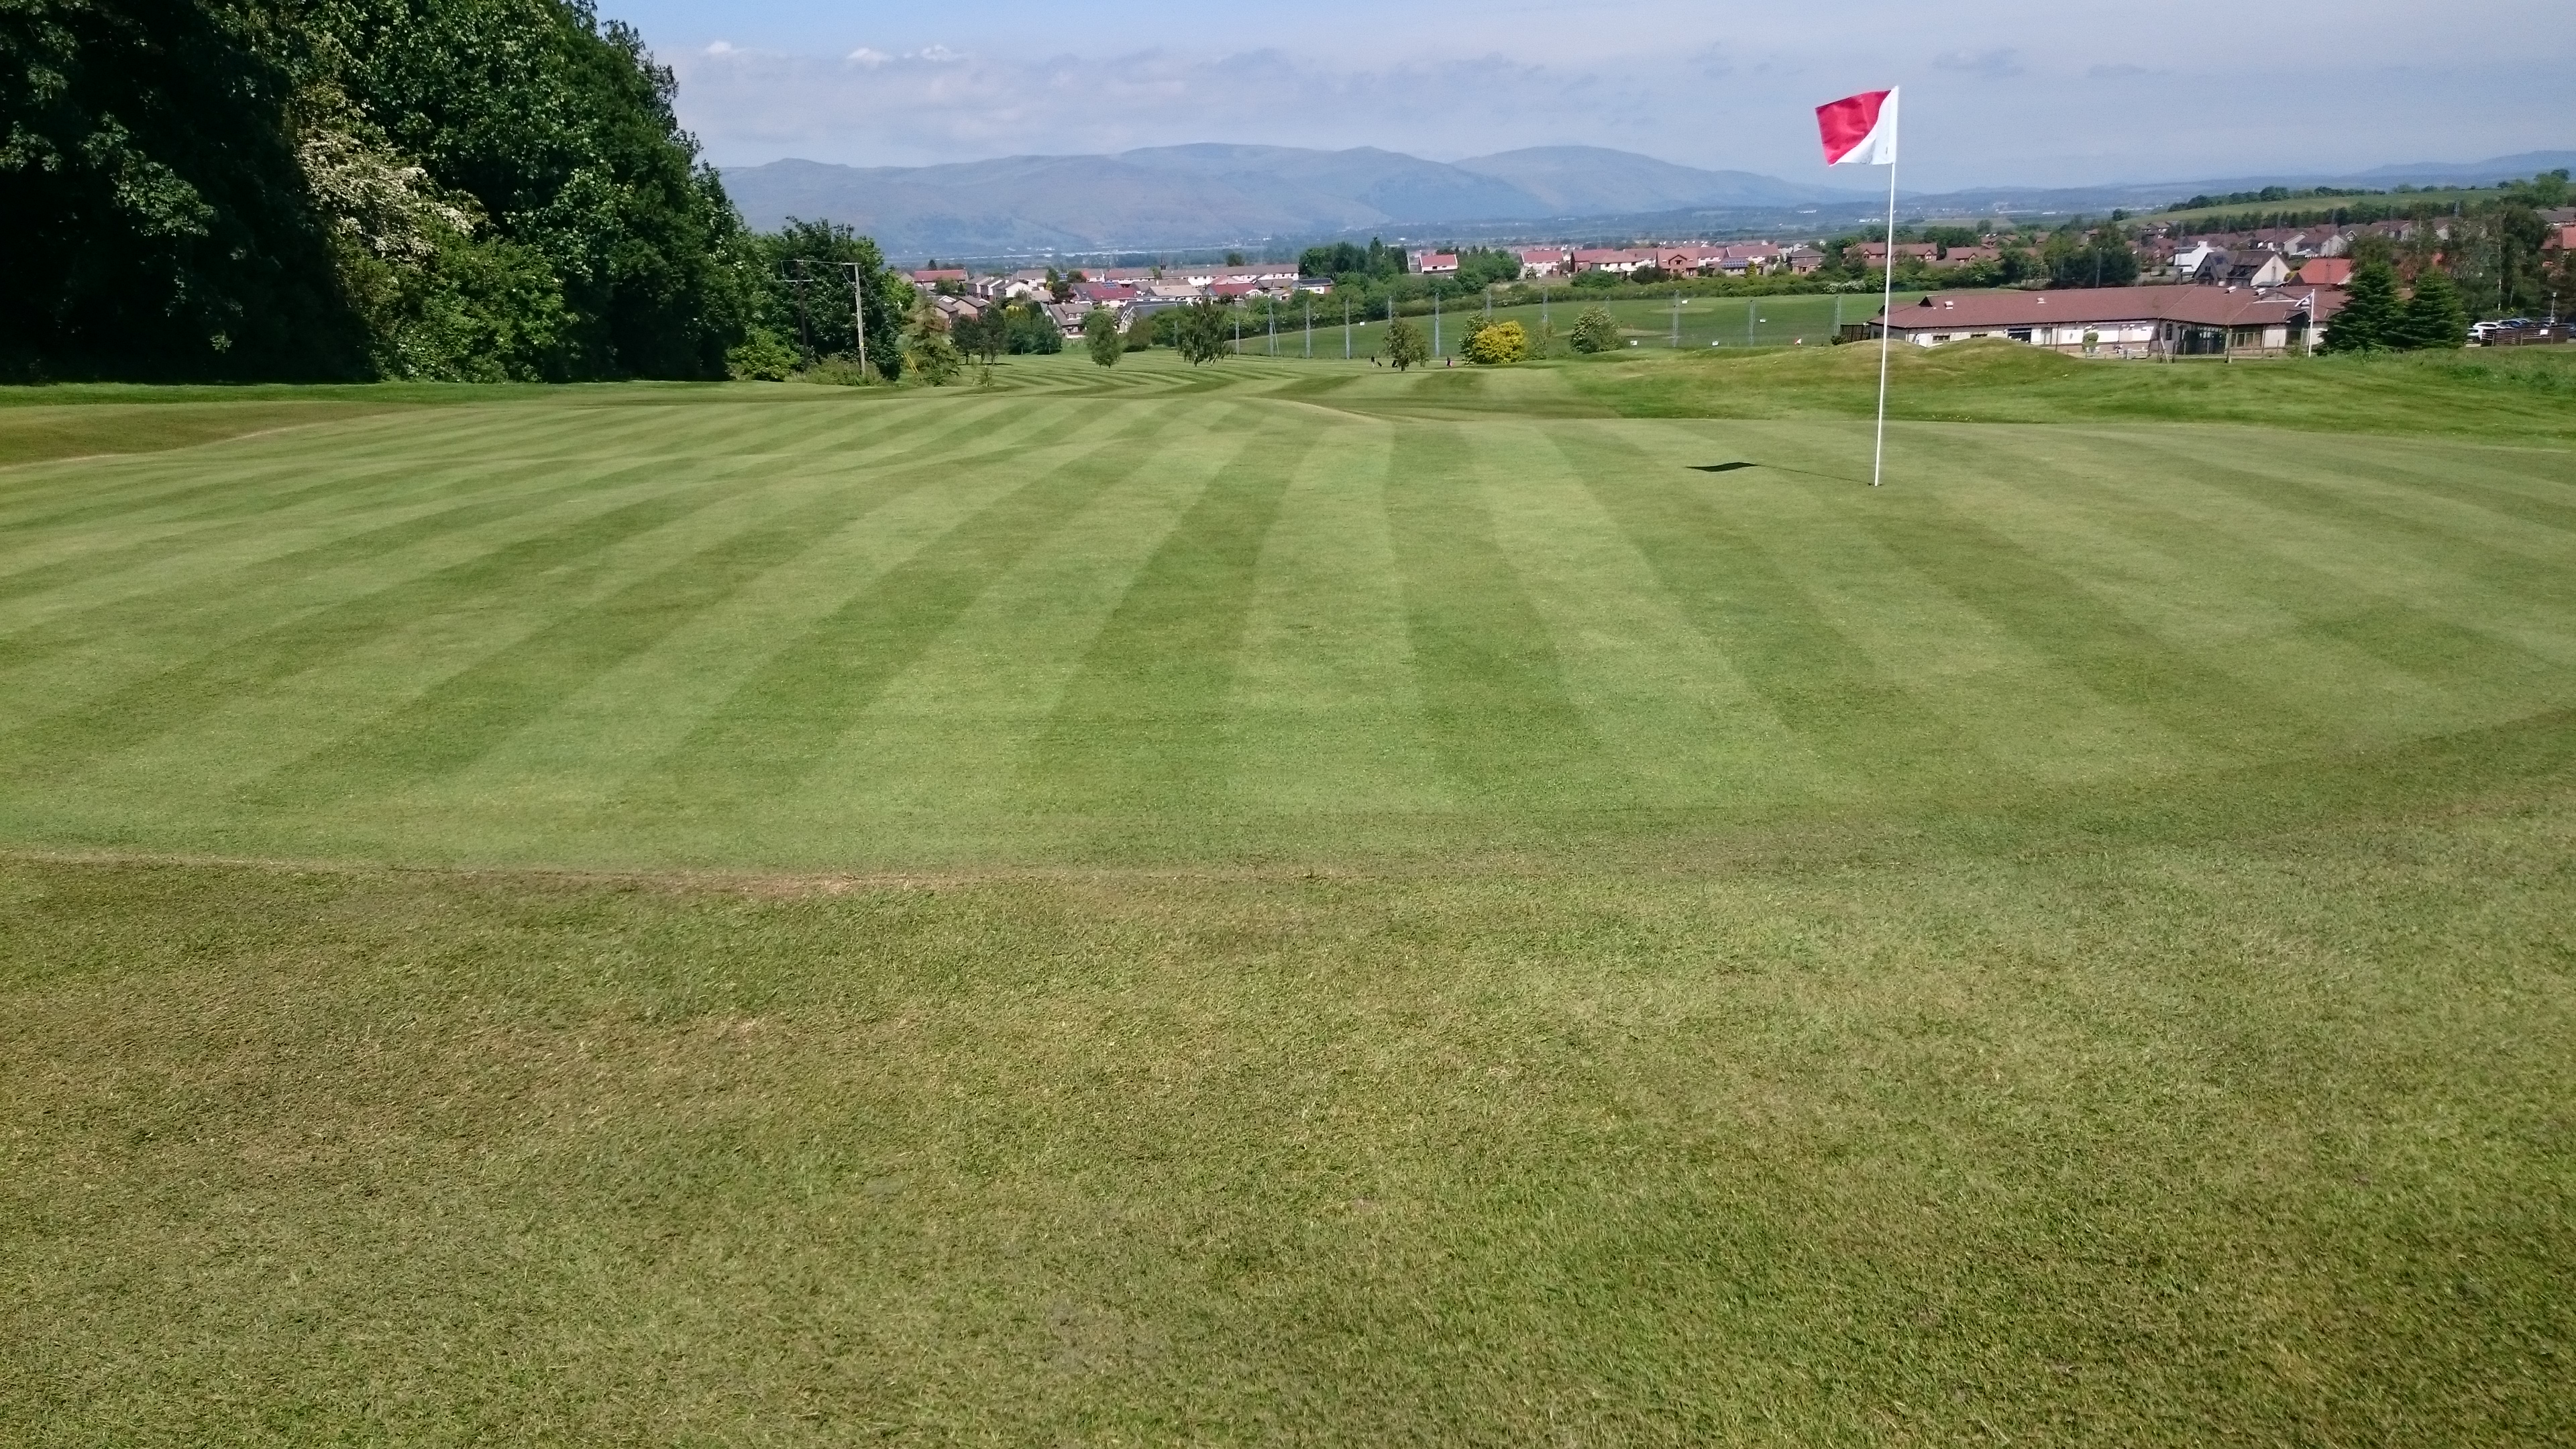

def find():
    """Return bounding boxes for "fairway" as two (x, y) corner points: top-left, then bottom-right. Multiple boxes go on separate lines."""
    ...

(6, 347), (2576, 1444)
(1250, 289), (1919, 358)
(7, 350), (2573, 869)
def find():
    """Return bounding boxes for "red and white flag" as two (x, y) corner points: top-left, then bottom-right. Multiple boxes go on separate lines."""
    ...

(1815, 88), (1898, 166)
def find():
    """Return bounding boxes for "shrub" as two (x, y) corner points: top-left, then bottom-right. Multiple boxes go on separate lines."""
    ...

(1463, 319), (1530, 364)
(1384, 318), (1429, 370)
(1570, 306), (1621, 354)
(724, 331), (797, 381)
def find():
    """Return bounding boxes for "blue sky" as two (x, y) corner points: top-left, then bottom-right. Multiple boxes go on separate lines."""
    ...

(602, 0), (2575, 189)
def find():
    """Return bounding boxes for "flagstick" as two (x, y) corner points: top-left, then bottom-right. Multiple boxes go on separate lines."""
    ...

(1874, 141), (1896, 488)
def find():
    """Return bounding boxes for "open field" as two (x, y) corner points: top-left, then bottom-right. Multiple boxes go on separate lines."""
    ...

(5, 346), (2576, 1443)
(1242, 291), (1920, 358)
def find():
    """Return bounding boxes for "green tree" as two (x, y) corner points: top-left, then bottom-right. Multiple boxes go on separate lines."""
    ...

(1, 0), (368, 377)
(2394, 266), (2467, 350)
(1173, 299), (1230, 364)
(724, 329), (795, 380)
(1462, 319), (1529, 364)
(1082, 307), (1122, 367)
(902, 319), (963, 384)
(748, 220), (907, 378)
(1383, 317), (1428, 370)
(1224, 250), (1245, 266)
(1569, 305), (1620, 353)
(2322, 260), (2402, 353)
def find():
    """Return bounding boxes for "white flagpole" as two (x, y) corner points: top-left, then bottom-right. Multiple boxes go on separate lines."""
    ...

(1872, 98), (1897, 488)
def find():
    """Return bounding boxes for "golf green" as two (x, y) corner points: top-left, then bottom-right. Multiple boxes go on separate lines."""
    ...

(5, 347), (2575, 1444)
(5, 350), (2571, 869)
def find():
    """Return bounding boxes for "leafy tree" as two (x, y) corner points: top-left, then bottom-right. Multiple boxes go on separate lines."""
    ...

(901, 301), (961, 384)
(1, 0), (368, 376)
(1082, 307), (1122, 367)
(1454, 247), (1524, 289)
(1173, 299), (1230, 364)
(1462, 319), (1529, 364)
(3, 0), (757, 380)
(2322, 260), (2402, 353)
(2045, 226), (2137, 288)
(983, 301), (1059, 355)
(724, 329), (795, 380)
(2394, 266), (2467, 350)
(1569, 305), (1620, 354)
(1383, 317), (1428, 370)
(1224, 250), (1245, 266)
(747, 219), (907, 378)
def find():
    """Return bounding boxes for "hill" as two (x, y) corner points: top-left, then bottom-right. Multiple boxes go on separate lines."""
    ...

(719, 144), (1872, 255)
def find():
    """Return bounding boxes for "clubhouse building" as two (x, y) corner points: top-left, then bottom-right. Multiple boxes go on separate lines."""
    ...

(1865, 285), (2346, 359)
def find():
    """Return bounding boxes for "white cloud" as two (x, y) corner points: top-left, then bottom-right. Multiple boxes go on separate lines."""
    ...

(663, 28), (2576, 190)
(702, 39), (729, 54)
(1931, 47), (2023, 78)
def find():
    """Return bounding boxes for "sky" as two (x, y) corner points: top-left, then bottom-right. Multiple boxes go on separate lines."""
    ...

(601, 0), (2576, 189)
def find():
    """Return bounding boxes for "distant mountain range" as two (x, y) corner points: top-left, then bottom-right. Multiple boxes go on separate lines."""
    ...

(721, 144), (1868, 257)
(720, 146), (2576, 261)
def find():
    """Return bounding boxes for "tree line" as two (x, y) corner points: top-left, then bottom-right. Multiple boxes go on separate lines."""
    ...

(1, 0), (925, 382)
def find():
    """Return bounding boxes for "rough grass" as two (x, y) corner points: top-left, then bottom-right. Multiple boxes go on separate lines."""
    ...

(3, 350), (2574, 1444)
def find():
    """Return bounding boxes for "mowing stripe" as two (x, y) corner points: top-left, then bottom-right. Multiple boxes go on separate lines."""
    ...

(1021, 411), (1320, 814)
(1966, 427), (2573, 729)
(1564, 423), (1990, 798)
(0, 455), (714, 690)
(1383, 421), (1625, 811)
(2116, 431), (2576, 588)
(1477, 421), (1805, 812)
(0, 455), (799, 786)
(0, 395), (1075, 678)
(608, 403), (1203, 824)
(1856, 487), (2334, 759)
(1228, 416), (1450, 816)
(229, 397), (1128, 806)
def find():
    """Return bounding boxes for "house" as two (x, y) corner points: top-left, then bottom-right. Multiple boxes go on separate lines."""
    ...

(2293, 257), (2354, 286)
(927, 294), (985, 327)
(1848, 241), (1941, 268)
(1517, 247), (1570, 276)
(1571, 248), (1650, 274)
(1780, 244), (1826, 274)
(2170, 240), (2221, 277)
(2198, 250), (2292, 288)
(1415, 252), (1459, 275)
(909, 268), (968, 289)
(1869, 286), (2333, 358)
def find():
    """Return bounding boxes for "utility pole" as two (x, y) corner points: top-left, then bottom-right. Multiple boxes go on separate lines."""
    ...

(1269, 299), (1276, 356)
(837, 261), (869, 377)
(1344, 294), (1351, 359)
(1746, 299), (1756, 347)
(1433, 288), (1442, 358)
(1304, 294), (1312, 358)
(790, 258), (813, 365)
(1671, 291), (1680, 348)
